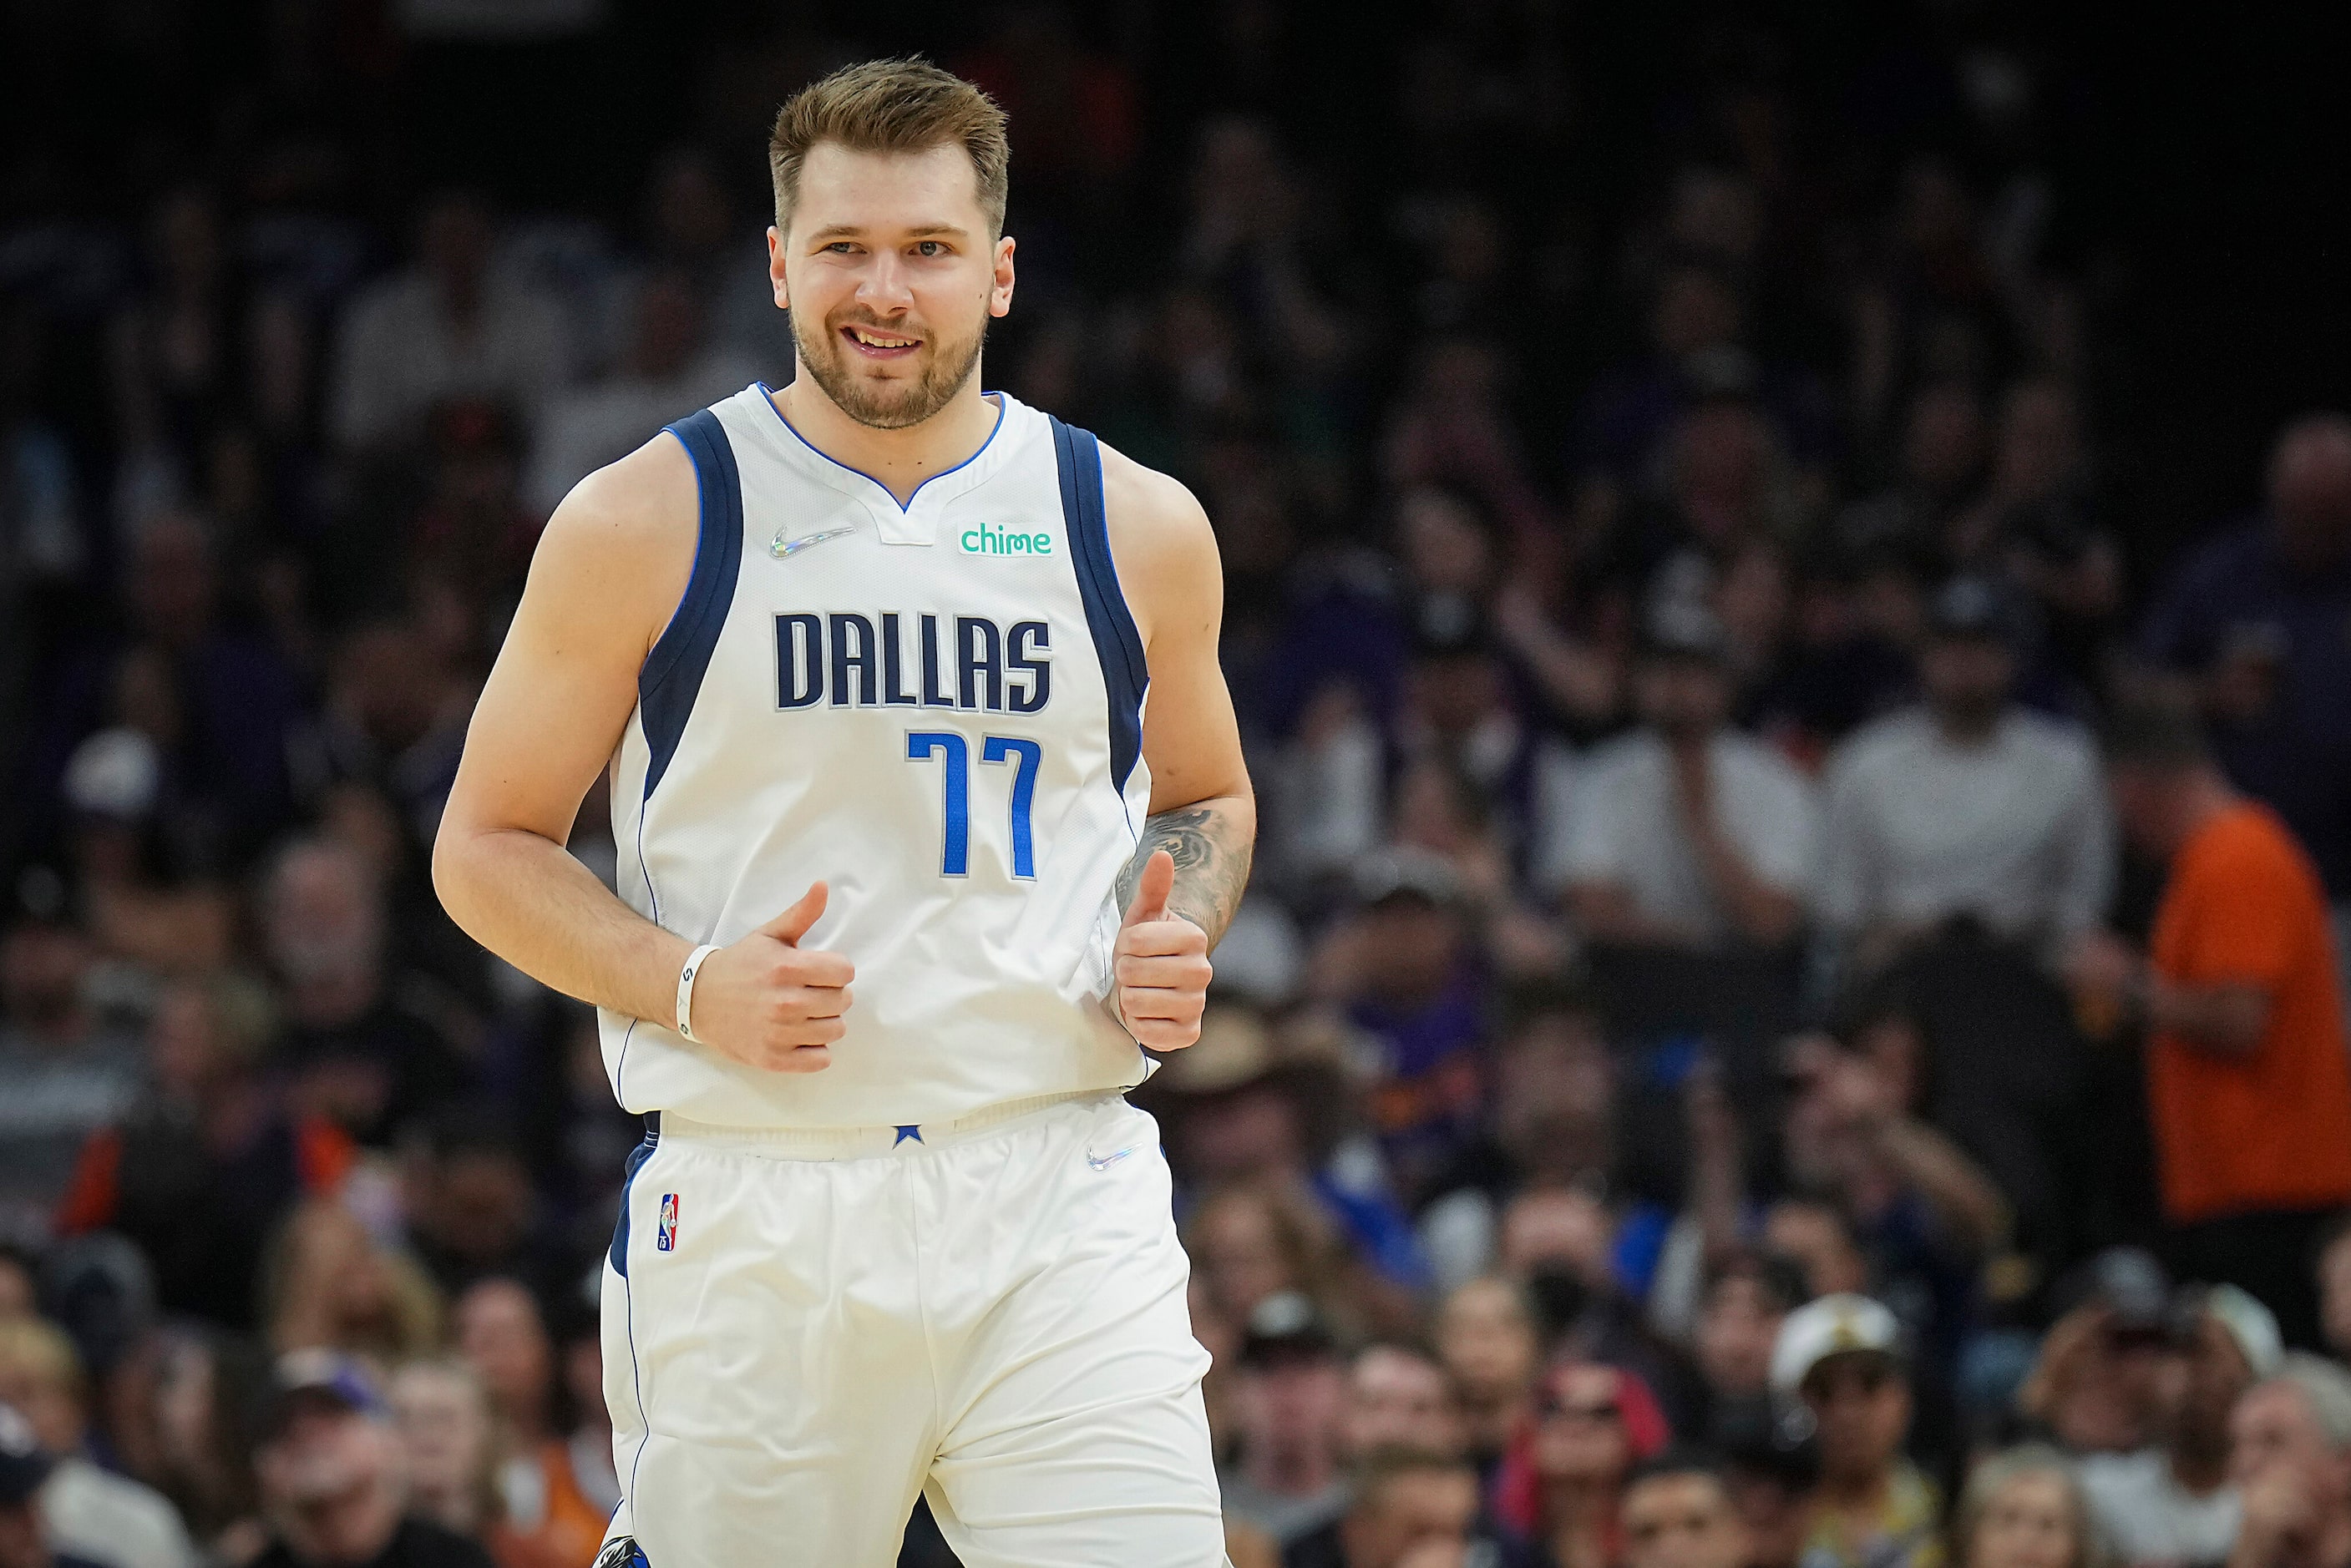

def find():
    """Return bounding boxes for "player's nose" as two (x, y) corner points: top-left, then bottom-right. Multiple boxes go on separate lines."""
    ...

(857, 250), (917, 310)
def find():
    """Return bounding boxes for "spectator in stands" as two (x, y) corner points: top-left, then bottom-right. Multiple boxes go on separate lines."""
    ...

(248, 1352), (493, 1568)
(1219, 1292), (1354, 1549)
(1151, 1007), (1428, 1298)
(1819, 574), (2113, 972)
(1770, 1294), (1942, 1568)
(1308, 851), (1492, 1206)
(1974, 381), (2121, 682)
(2070, 700), (2351, 1348)
(1281, 1446), (1484, 1568)
(2019, 1249), (2180, 1458)
(0, 906), (142, 1242)
(1776, 1029), (2010, 1375)
(107, 187), (310, 520)
(0, 1318), (195, 1568)
(630, 149), (787, 372)
(1187, 1182), (1391, 1346)
(1687, 1254), (1804, 1445)
(522, 268), (757, 517)
(1832, 383), (1987, 574)
(139, 1326), (266, 1561)
(1621, 1454), (1754, 1568)
(1549, 600), (1817, 952)
(1948, 1444), (2109, 1568)
(1720, 1409), (1823, 1568)
(1760, 1201), (1871, 1304)
(2316, 1222), (2351, 1368)
(0, 1404), (109, 1568)
(1416, 988), (1618, 1292)
(1434, 1278), (1543, 1479)
(53, 970), (349, 1330)
(548, 1289), (617, 1537)
(261, 1199), (443, 1363)
(2226, 1355), (2351, 1568)
(329, 192), (570, 452)
(1491, 1359), (1673, 1568)
(455, 1278), (606, 1568)
(401, 1114), (561, 1302)
(387, 1359), (498, 1538)
(2080, 1285), (2278, 1568)
(265, 837), (471, 1147)
(0, 294), (86, 725)
(1342, 1343), (1467, 1462)
(2142, 414), (2351, 906)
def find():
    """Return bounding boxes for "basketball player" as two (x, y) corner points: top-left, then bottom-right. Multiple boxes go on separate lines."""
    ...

(432, 58), (1252, 1568)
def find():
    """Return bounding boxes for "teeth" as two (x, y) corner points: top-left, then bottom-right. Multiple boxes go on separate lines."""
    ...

(851, 328), (916, 347)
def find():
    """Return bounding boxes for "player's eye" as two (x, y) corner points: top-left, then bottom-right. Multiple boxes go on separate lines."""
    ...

(823, 242), (859, 255)
(913, 240), (947, 257)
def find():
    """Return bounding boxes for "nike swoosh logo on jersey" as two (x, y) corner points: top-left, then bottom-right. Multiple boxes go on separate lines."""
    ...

(1085, 1146), (1138, 1171)
(770, 524), (857, 559)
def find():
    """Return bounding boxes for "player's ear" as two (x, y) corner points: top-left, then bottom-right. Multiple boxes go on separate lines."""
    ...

(768, 226), (789, 310)
(990, 234), (1015, 320)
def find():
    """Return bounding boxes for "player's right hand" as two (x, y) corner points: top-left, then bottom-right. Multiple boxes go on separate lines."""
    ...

(685, 883), (854, 1072)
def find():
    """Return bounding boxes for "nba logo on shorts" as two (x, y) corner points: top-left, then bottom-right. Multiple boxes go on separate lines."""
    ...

(656, 1193), (680, 1252)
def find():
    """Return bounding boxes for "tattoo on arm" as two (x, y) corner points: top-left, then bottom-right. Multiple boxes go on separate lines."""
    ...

(1118, 800), (1254, 944)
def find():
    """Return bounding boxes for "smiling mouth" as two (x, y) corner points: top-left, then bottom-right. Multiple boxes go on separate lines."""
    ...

(842, 324), (922, 359)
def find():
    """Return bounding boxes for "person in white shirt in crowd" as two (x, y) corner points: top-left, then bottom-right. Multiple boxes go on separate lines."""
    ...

(0, 1318), (198, 1568)
(1818, 574), (2113, 973)
(1548, 598), (1819, 950)
(522, 267), (761, 518)
(329, 192), (572, 452)
(2080, 1284), (2281, 1568)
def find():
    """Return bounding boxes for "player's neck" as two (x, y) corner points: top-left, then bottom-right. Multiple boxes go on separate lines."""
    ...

(772, 373), (1000, 507)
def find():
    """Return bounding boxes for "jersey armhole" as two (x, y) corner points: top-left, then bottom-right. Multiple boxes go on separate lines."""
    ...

(1048, 416), (1149, 794)
(639, 409), (745, 798)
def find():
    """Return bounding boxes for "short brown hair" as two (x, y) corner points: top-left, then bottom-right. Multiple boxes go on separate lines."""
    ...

(768, 58), (1011, 238)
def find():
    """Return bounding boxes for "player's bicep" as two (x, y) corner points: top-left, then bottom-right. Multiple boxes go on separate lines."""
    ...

(443, 439), (697, 844)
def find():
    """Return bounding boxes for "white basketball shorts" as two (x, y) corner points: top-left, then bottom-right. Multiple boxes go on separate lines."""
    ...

(598, 1090), (1228, 1567)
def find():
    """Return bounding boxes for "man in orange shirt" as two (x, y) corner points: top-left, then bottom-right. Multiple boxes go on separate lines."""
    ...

(2070, 698), (2351, 1349)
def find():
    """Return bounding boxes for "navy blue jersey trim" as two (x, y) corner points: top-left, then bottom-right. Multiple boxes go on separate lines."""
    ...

(1048, 416), (1148, 792)
(641, 410), (745, 800)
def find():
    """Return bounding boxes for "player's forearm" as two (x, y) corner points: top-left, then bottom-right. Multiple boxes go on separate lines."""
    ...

(1120, 794), (1255, 947)
(433, 824), (688, 1023)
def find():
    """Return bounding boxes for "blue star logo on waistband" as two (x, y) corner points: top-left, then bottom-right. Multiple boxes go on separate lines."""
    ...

(894, 1125), (924, 1146)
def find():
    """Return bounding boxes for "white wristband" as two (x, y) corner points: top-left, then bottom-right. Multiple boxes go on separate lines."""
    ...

(676, 944), (723, 1040)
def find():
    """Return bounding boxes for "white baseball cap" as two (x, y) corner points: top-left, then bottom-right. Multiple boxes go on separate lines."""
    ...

(2196, 1283), (2283, 1381)
(1771, 1292), (1903, 1395)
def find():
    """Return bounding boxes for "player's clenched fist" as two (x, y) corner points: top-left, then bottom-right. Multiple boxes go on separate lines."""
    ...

(687, 883), (854, 1072)
(1113, 850), (1213, 1050)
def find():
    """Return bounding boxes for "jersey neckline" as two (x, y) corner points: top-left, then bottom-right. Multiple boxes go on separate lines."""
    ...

(748, 381), (1019, 519)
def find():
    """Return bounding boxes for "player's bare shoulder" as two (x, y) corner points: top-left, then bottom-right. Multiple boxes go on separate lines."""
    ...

(1095, 439), (1221, 650)
(525, 431), (702, 661)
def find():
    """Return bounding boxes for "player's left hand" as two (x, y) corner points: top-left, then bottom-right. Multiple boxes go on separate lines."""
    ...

(1114, 849), (1212, 1050)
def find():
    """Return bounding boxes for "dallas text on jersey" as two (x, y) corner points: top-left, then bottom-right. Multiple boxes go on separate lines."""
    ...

(773, 611), (1053, 713)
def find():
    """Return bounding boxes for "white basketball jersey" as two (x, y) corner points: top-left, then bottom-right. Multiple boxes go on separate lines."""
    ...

(598, 384), (1153, 1128)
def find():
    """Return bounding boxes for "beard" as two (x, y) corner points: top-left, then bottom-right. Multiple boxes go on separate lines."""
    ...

(790, 306), (987, 431)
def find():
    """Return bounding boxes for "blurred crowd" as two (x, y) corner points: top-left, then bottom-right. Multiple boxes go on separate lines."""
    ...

(5, 4), (2351, 1568)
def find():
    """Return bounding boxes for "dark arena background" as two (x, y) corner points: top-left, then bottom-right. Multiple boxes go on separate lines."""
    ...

(2, 4), (2348, 1567)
